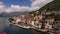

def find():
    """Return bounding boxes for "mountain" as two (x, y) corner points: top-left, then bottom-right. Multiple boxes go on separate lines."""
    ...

(0, 11), (29, 18)
(29, 0), (60, 14)
(1, 0), (60, 17)
(38, 0), (60, 11)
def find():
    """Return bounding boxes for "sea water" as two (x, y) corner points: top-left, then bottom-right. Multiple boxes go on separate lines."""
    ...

(0, 18), (49, 34)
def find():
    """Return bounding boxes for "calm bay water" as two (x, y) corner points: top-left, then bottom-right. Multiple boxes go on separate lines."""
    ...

(0, 18), (48, 34)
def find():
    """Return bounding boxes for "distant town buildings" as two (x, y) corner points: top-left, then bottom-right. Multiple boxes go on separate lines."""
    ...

(9, 13), (55, 29)
(8, 10), (60, 34)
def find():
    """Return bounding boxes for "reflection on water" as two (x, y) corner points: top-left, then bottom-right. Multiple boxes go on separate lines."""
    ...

(0, 18), (49, 34)
(4, 26), (49, 34)
(4, 26), (39, 34)
(0, 18), (8, 32)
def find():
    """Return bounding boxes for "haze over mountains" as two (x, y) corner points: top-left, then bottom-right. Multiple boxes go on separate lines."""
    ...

(0, 0), (60, 17)
(0, 11), (29, 18)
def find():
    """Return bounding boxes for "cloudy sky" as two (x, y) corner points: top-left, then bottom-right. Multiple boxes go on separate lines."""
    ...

(0, 0), (53, 13)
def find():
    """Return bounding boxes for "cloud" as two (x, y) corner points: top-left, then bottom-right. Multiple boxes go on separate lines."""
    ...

(0, 2), (5, 13)
(31, 0), (53, 8)
(4, 5), (39, 13)
(0, 0), (53, 13)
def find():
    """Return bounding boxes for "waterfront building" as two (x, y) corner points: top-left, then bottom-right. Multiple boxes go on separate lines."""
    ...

(45, 11), (52, 15)
(31, 21), (35, 26)
(15, 18), (21, 24)
(38, 21), (42, 28)
(45, 16), (54, 29)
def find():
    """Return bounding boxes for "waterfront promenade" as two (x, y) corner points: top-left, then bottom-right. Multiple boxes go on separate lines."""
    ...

(8, 20), (60, 34)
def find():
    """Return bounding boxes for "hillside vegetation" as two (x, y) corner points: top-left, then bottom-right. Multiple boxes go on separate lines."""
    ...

(29, 0), (60, 20)
(38, 0), (60, 11)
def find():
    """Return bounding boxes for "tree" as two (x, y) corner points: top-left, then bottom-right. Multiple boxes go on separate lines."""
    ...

(8, 17), (15, 23)
(54, 14), (60, 20)
(41, 20), (45, 29)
